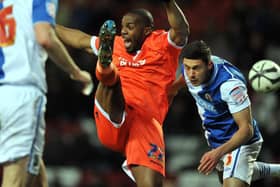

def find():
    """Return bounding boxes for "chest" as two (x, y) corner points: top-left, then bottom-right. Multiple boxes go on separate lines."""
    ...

(113, 48), (165, 69)
(191, 88), (228, 113)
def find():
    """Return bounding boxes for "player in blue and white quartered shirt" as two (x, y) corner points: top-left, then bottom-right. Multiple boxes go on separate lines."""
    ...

(168, 40), (280, 187)
(0, 0), (92, 187)
(183, 55), (262, 149)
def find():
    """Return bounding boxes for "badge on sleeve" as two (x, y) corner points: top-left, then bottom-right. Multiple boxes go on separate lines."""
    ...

(46, 1), (56, 19)
(229, 86), (247, 104)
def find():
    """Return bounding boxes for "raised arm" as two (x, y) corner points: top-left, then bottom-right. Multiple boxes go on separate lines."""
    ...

(164, 0), (190, 46)
(35, 23), (93, 95)
(55, 24), (93, 54)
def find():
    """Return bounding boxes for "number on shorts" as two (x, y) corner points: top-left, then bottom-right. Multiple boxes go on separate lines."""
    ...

(148, 143), (164, 162)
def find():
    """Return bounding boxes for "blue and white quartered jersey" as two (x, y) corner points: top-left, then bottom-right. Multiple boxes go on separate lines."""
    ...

(0, 0), (57, 93)
(182, 56), (261, 148)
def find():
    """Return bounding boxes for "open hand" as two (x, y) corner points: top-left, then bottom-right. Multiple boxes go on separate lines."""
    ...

(198, 149), (221, 175)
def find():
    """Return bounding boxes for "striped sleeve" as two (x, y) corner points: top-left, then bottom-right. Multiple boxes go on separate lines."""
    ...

(220, 79), (251, 113)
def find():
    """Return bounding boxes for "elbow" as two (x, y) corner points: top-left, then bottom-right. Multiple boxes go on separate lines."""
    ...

(177, 25), (190, 46)
(174, 31), (189, 46)
(35, 26), (56, 50)
(37, 37), (53, 49)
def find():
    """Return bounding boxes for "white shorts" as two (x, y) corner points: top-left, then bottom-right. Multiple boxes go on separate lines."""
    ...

(216, 139), (263, 185)
(0, 85), (46, 174)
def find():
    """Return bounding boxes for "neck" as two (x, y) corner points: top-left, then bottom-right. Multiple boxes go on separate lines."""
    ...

(203, 67), (214, 85)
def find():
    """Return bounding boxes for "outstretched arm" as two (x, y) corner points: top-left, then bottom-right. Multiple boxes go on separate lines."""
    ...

(55, 24), (93, 54)
(163, 0), (190, 46)
(35, 23), (93, 95)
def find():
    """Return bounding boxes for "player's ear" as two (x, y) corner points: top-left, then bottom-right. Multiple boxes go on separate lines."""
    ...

(208, 61), (213, 69)
(144, 26), (152, 36)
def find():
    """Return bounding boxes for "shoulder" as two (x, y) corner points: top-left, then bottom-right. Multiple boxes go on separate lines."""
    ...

(144, 30), (183, 52)
(32, 0), (57, 25)
(145, 30), (168, 44)
(220, 79), (248, 104)
(220, 79), (246, 94)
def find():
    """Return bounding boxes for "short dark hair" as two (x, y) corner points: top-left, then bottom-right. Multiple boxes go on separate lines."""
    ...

(126, 9), (154, 28)
(180, 40), (211, 64)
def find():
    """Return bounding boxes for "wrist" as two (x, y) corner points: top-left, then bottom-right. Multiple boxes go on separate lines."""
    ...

(70, 68), (81, 80)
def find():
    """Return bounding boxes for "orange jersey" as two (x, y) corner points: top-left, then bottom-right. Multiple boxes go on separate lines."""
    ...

(92, 30), (182, 124)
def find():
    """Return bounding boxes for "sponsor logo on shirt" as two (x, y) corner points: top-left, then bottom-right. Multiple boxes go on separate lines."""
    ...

(229, 86), (247, 104)
(204, 93), (213, 102)
(194, 95), (217, 113)
(119, 57), (146, 67)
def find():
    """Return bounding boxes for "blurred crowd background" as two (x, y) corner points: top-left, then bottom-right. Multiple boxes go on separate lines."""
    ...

(4, 0), (280, 187)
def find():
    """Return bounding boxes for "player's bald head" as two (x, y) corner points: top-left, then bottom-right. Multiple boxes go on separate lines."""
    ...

(125, 9), (154, 29)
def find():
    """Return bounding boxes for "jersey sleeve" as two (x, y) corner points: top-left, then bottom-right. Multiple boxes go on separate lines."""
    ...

(32, 0), (57, 25)
(156, 30), (185, 68)
(90, 36), (99, 56)
(220, 79), (251, 113)
(167, 30), (187, 49)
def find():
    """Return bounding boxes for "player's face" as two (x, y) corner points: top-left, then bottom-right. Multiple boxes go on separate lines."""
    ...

(121, 14), (148, 53)
(183, 58), (213, 86)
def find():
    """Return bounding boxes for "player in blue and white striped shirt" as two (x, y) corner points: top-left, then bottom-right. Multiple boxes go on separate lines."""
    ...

(169, 40), (280, 187)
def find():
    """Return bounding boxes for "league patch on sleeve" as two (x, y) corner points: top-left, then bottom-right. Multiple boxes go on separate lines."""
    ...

(46, 1), (56, 19)
(229, 86), (247, 104)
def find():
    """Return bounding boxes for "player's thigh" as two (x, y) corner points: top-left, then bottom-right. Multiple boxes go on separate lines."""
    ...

(2, 157), (27, 187)
(126, 116), (165, 176)
(94, 100), (128, 152)
(0, 85), (46, 165)
(223, 177), (249, 187)
(131, 165), (163, 187)
(95, 82), (125, 116)
(220, 140), (262, 185)
(2, 157), (48, 187)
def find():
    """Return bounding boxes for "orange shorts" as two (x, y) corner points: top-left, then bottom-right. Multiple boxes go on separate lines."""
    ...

(94, 99), (165, 176)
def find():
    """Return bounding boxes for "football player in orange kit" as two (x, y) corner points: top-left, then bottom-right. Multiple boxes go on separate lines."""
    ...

(55, 0), (189, 186)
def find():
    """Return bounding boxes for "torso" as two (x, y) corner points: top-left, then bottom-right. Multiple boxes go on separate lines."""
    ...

(0, 0), (56, 93)
(182, 56), (261, 148)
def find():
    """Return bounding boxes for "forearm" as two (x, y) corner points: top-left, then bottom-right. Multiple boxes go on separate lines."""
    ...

(217, 106), (255, 156)
(55, 24), (92, 51)
(46, 29), (81, 77)
(172, 75), (185, 91)
(164, 0), (190, 45)
(216, 125), (254, 156)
